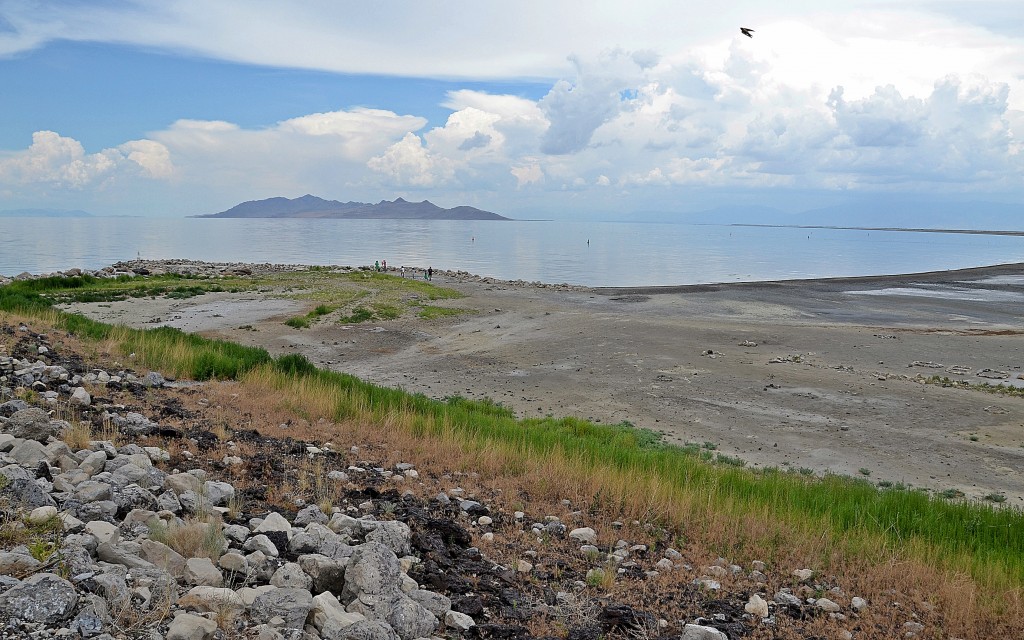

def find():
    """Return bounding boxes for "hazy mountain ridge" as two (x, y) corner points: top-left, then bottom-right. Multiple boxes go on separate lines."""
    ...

(194, 195), (510, 220)
(0, 208), (93, 217)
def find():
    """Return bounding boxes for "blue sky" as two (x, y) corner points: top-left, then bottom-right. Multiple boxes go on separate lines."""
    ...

(0, 0), (1022, 219)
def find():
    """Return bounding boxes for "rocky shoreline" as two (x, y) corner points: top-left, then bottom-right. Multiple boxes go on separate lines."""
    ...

(0, 316), (943, 639)
(0, 260), (591, 293)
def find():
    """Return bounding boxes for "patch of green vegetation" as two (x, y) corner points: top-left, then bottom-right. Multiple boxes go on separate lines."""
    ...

(941, 488), (966, 500)
(370, 303), (402, 320)
(310, 304), (333, 317)
(284, 316), (311, 329)
(925, 374), (1024, 398)
(338, 306), (375, 324)
(859, 468), (871, 476)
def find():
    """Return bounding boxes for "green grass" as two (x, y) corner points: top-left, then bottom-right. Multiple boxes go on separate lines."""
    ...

(284, 316), (311, 329)
(338, 306), (375, 324)
(4, 273), (1024, 591)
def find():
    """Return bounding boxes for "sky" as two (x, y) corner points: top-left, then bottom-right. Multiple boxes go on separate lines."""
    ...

(0, 0), (1022, 220)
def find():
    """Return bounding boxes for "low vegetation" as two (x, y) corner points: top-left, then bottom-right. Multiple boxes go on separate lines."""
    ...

(3, 273), (1024, 635)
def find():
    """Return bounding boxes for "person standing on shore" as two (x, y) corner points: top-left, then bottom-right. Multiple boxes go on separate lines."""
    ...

(427, 266), (433, 281)
(400, 266), (405, 278)
(375, 260), (380, 272)
(382, 259), (387, 272)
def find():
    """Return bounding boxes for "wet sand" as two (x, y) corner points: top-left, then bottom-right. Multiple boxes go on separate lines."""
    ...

(63, 263), (1024, 504)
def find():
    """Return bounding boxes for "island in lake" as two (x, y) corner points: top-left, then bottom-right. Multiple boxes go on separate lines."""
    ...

(194, 194), (509, 220)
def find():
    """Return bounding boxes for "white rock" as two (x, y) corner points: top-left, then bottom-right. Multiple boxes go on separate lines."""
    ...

(815, 598), (841, 613)
(70, 387), (91, 407)
(84, 521), (119, 545)
(254, 512), (292, 534)
(851, 596), (868, 611)
(477, 516), (492, 526)
(745, 594), (769, 618)
(681, 623), (728, 640)
(445, 610), (476, 631)
(166, 612), (218, 640)
(568, 527), (597, 544)
(28, 505), (58, 524)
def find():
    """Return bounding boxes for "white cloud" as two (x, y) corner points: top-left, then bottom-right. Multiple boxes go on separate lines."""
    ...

(1, 2), (1023, 214)
(0, 130), (172, 188)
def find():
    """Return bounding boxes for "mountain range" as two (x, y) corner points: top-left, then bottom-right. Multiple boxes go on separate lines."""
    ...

(0, 208), (93, 217)
(194, 195), (509, 220)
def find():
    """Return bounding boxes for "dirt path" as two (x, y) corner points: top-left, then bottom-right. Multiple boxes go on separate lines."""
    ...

(63, 264), (1024, 504)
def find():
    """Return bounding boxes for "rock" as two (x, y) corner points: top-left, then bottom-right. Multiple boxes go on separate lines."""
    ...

(792, 568), (814, 582)
(9, 439), (52, 467)
(202, 480), (234, 506)
(445, 610), (476, 631)
(341, 542), (402, 601)
(6, 408), (54, 441)
(270, 562), (313, 590)
(84, 520), (119, 545)
(140, 540), (186, 577)
(0, 551), (42, 576)
(254, 511), (292, 534)
(815, 598), (841, 613)
(166, 612), (218, 640)
(851, 596), (867, 611)
(70, 387), (92, 406)
(327, 619), (401, 640)
(0, 572), (78, 623)
(184, 557), (224, 587)
(774, 591), (802, 606)
(96, 542), (155, 569)
(250, 587), (314, 630)
(295, 504), (329, 526)
(178, 586), (246, 616)
(568, 527), (597, 544)
(27, 505), (58, 524)
(680, 624), (728, 640)
(298, 553), (347, 594)
(365, 520), (412, 556)
(408, 589), (452, 618)
(311, 591), (366, 634)
(745, 594), (769, 618)
(243, 534), (280, 557)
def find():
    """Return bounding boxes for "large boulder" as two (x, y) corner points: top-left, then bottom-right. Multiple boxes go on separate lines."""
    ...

(250, 587), (314, 631)
(0, 573), (78, 623)
(341, 542), (402, 602)
(5, 408), (55, 441)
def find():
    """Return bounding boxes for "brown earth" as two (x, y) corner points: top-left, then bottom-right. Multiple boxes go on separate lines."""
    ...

(61, 263), (1024, 505)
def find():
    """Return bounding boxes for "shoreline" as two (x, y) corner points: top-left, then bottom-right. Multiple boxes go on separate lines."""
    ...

(47, 258), (1024, 505)
(6, 258), (1024, 293)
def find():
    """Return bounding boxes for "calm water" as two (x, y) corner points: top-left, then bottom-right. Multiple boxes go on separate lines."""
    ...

(4, 217), (1024, 287)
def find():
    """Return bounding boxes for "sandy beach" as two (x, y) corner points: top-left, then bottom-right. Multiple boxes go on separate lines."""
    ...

(62, 262), (1024, 504)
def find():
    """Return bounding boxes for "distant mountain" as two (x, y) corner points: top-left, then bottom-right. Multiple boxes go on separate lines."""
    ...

(0, 208), (93, 218)
(194, 195), (510, 220)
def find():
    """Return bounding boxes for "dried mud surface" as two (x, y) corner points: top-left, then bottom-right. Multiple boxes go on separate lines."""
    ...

(62, 263), (1024, 504)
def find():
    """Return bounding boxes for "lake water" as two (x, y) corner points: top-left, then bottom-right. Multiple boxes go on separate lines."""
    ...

(4, 216), (1024, 287)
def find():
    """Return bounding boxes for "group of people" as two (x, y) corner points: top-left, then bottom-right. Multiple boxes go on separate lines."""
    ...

(376, 259), (432, 281)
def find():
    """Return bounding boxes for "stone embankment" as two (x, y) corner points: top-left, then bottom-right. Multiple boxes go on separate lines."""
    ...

(0, 321), (939, 638)
(0, 260), (590, 292)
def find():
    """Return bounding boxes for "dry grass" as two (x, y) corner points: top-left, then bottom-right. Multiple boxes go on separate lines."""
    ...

(5, 310), (1023, 638)
(148, 516), (227, 562)
(194, 369), (1024, 639)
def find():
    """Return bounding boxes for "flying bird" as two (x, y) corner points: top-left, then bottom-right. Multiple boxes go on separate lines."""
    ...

(740, 27), (754, 38)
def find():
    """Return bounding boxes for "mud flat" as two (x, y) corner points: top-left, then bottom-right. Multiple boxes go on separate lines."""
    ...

(62, 262), (1024, 504)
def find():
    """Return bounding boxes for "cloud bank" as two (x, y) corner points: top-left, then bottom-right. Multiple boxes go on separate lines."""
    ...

(0, 2), (1021, 215)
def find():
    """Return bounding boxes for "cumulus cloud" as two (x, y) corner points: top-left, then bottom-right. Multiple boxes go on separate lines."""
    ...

(0, 130), (172, 188)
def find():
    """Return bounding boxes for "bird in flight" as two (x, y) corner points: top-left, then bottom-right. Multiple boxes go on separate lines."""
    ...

(740, 27), (754, 38)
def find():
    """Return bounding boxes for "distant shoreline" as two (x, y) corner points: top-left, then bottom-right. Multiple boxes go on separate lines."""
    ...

(730, 223), (1024, 237)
